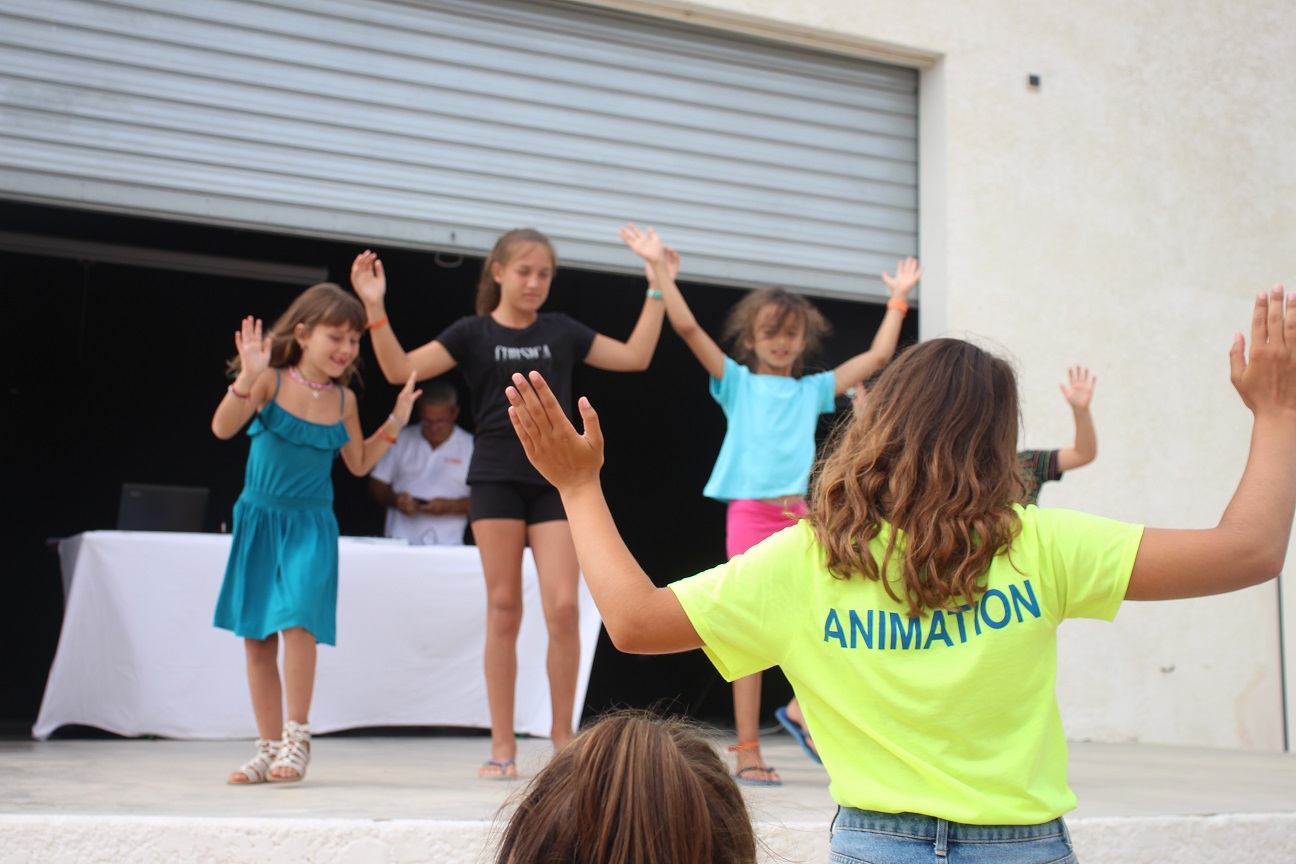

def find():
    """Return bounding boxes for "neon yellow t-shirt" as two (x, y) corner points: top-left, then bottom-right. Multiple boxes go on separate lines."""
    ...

(669, 505), (1143, 825)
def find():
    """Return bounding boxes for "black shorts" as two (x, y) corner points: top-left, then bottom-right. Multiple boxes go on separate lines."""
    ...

(469, 482), (566, 524)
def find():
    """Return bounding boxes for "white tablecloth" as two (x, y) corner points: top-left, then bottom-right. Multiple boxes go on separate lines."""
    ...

(34, 531), (600, 740)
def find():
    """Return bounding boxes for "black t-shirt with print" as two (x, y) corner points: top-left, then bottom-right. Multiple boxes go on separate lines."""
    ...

(436, 313), (596, 485)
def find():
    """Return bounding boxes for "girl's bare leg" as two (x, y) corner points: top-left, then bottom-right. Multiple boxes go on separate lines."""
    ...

(472, 518), (527, 776)
(268, 626), (317, 781)
(733, 672), (779, 782)
(229, 634), (281, 784)
(280, 626), (316, 724)
(528, 519), (581, 750)
(244, 634), (282, 738)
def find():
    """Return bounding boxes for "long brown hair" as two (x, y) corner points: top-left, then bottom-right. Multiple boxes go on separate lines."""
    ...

(807, 338), (1024, 618)
(226, 282), (366, 387)
(494, 712), (756, 864)
(721, 287), (830, 377)
(476, 228), (557, 315)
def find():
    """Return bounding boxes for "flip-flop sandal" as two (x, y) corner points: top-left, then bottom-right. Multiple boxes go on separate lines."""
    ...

(733, 765), (782, 787)
(775, 706), (823, 765)
(479, 759), (517, 780)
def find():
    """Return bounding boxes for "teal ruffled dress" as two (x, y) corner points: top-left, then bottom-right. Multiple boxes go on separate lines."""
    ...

(213, 372), (351, 645)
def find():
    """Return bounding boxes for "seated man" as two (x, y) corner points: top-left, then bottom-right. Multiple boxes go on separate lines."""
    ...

(369, 379), (473, 545)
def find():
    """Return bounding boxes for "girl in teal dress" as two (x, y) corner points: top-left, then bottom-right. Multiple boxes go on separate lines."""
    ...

(213, 283), (419, 785)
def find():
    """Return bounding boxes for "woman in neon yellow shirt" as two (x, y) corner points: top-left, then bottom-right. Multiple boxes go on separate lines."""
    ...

(504, 286), (1296, 863)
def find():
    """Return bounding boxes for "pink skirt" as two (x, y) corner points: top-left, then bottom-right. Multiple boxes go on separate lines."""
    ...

(726, 498), (808, 559)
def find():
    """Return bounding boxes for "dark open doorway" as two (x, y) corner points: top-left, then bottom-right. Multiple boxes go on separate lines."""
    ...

(0, 200), (916, 736)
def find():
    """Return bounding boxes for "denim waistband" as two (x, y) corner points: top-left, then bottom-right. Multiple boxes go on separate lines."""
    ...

(832, 807), (1068, 842)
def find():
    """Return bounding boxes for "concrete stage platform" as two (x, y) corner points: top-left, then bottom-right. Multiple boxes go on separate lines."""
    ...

(1, 731), (1294, 863)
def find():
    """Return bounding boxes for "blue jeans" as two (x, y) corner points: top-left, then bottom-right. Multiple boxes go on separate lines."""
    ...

(829, 808), (1078, 864)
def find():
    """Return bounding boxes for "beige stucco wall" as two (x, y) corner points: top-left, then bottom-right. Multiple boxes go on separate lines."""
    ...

(594, 0), (1296, 750)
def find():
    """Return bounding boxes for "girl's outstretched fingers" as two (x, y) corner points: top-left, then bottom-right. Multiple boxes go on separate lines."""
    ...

(1270, 284), (1291, 347)
(618, 222), (664, 262)
(392, 371), (421, 425)
(350, 250), (386, 304)
(506, 379), (542, 453)
(575, 396), (604, 455)
(1229, 331), (1247, 396)
(1286, 289), (1296, 348)
(235, 316), (271, 376)
(1255, 289), (1273, 345)
(1232, 286), (1296, 415)
(505, 371), (603, 490)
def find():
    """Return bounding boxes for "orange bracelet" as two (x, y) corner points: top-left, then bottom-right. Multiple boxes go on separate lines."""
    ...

(886, 298), (909, 315)
(227, 383), (251, 400)
(377, 428), (397, 444)
(365, 316), (389, 331)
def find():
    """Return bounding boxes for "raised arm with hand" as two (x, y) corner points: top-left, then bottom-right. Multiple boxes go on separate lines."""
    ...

(578, 225), (668, 372)
(1126, 286), (1296, 601)
(620, 223), (727, 379)
(506, 370), (701, 654)
(831, 257), (923, 394)
(349, 250), (457, 384)
(213, 316), (273, 439)
(1057, 365), (1098, 472)
(337, 372), (422, 477)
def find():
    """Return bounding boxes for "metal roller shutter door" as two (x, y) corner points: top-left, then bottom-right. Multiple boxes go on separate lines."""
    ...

(0, 0), (918, 300)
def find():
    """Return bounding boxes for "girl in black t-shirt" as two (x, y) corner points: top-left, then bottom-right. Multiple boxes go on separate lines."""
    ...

(350, 227), (670, 778)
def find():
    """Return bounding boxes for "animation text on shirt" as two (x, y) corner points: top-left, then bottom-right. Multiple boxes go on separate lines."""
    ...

(823, 579), (1042, 651)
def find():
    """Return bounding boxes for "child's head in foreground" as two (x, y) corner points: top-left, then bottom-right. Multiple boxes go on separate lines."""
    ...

(495, 711), (757, 864)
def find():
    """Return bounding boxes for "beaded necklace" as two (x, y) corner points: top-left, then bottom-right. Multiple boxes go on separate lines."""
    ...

(288, 364), (335, 399)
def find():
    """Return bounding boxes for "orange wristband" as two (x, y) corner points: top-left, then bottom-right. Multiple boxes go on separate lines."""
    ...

(365, 316), (389, 331)
(886, 298), (909, 315)
(377, 428), (397, 444)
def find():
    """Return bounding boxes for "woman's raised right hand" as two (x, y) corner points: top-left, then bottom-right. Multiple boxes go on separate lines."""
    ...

(1230, 285), (1296, 418)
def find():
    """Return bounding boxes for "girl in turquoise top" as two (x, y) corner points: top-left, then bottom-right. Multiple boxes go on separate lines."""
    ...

(213, 283), (418, 786)
(621, 224), (919, 786)
(504, 285), (1296, 863)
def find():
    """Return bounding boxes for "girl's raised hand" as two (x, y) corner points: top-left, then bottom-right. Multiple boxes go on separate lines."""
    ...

(390, 372), (422, 426)
(618, 223), (666, 264)
(1060, 365), (1096, 410)
(234, 316), (271, 379)
(350, 250), (387, 305)
(1230, 285), (1296, 417)
(506, 371), (604, 492)
(645, 247), (680, 284)
(881, 256), (923, 299)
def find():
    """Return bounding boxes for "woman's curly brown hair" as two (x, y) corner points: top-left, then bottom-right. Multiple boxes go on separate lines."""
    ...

(807, 338), (1025, 618)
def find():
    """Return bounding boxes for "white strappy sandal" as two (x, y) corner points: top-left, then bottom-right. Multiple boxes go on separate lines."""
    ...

(268, 720), (311, 782)
(226, 738), (280, 785)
